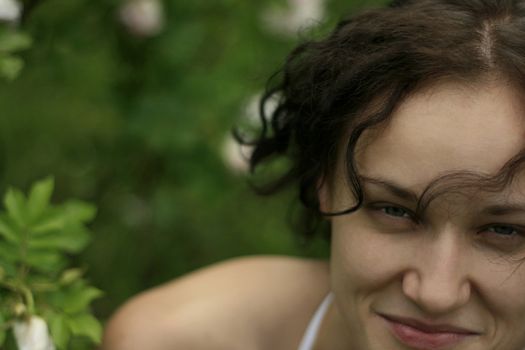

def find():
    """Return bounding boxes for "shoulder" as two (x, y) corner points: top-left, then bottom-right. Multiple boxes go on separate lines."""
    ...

(102, 255), (330, 350)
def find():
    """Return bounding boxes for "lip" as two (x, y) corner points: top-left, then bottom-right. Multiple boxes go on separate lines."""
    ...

(379, 314), (480, 350)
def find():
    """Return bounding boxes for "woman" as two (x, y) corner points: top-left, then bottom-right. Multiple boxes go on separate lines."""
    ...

(103, 0), (525, 349)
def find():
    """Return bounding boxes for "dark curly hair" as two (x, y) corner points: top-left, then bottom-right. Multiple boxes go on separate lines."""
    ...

(237, 0), (525, 239)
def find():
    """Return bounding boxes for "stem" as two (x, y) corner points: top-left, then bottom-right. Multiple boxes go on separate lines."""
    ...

(0, 280), (18, 292)
(20, 286), (34, 315)
(12, 225), (33, 317)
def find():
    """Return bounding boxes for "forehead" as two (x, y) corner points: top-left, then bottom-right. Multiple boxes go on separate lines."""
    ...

(355, 80), (525, 192)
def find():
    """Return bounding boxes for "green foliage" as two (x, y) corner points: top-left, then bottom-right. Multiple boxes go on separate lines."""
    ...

(0, 28), (32, 81)
(0, 0), (387, 326)
(0, 178), (102, 349)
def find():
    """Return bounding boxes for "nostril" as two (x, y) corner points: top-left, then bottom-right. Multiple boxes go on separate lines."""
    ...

(401, 270), (420, 302)
(402, 270), (471, 314)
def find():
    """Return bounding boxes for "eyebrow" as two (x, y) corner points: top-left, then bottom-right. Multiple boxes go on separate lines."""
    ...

(480, 204), (525, 216)
(360, 176), (419, 202)
(362, 176), (525, 216)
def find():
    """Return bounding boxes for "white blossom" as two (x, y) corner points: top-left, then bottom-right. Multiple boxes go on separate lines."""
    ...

(243, 92), (279, 125)
(14, 316), (56, 350)
(221, 135), (253, 174)
(119, 0), (164, 38)
(0, 0), (21, 23)
(262, 0), (326, 37)
(221, 92), (280, 174)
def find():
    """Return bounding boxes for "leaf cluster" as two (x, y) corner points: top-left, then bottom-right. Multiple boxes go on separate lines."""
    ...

(0, 177), (103, 349)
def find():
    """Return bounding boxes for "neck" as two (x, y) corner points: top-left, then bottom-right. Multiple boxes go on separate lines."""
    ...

(314, 299), (355, 350)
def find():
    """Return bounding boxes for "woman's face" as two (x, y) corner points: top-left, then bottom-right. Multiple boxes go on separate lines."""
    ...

(323, 80), (525, 350)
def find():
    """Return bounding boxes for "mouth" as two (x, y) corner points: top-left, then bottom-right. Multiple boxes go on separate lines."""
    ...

(378, 313), (481, 350)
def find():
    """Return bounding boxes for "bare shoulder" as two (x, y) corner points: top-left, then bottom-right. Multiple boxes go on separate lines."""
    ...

(102, 255), (329, 350)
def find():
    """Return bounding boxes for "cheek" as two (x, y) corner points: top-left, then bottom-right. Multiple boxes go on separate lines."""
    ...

(330, 214), (410, 294)
(481, 263), (525, 324)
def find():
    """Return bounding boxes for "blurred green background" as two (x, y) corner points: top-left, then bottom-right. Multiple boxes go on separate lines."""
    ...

(1, 0), (386, 321)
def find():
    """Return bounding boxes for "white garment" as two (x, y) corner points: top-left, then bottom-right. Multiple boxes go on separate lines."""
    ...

(297, 293), (333, 350)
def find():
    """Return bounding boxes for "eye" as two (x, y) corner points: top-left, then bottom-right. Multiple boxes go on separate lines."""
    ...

(365, 202), (419, 232)
(486, 225), (520, 236)
(381, 205), (412, 219)
(478, 224), (525, 253)
(481, 224), (525, 240)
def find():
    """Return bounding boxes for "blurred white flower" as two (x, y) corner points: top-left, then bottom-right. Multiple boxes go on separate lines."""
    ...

(221, 92), (281, 174)
(243, 92), (279, 125)
(14, 316), (56, 350)
(262, 0), (326, 37)
(119, 0), (164, 38)
(221, 135), (253, 174)
(0, 0), (21, 23)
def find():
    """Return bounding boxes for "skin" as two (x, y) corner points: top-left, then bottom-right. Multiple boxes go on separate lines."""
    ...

(102, 256), (330, 350)
(103, 78), (525, 350)
(317, 78), (525, 349)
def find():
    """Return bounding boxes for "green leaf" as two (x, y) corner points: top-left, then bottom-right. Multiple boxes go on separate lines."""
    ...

(27, 177), (54, 223)
(0, 215), (18, 244)
(30, 210), (64, 235)
(3, 188), (26, 227)
(0, 241), (19, 265)
(0, 259), (17, 278)
(28, 225), (90, 253)
(28, 275), (58, 292)
(63, 201), (96, 223)
(59, 268), (84, 286)
(67, 314), (102, 344)
(62, 286), (103, 314)
(67, 337), (93, 350)
(0, 55), (23, 81)
(48, 313), (70, 350)
(0, 31), (32, 53)
(43, 289), (66, 311)
(25, 249), (66, 273)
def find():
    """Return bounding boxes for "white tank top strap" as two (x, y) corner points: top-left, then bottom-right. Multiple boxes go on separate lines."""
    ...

(297, 293), (334, 350)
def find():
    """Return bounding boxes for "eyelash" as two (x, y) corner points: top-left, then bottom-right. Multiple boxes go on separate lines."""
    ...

(380, 205), (412, 218)
(370, 203), (416, 221)
(479, 224), (523, 239)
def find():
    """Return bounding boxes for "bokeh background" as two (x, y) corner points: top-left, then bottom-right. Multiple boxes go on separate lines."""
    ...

(0, 0), (386, 322)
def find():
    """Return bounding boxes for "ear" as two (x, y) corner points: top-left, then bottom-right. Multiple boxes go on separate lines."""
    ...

(317, 176), (332, 214)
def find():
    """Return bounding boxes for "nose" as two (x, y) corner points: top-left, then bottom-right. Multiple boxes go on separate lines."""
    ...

(402, 231), (471, 315)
